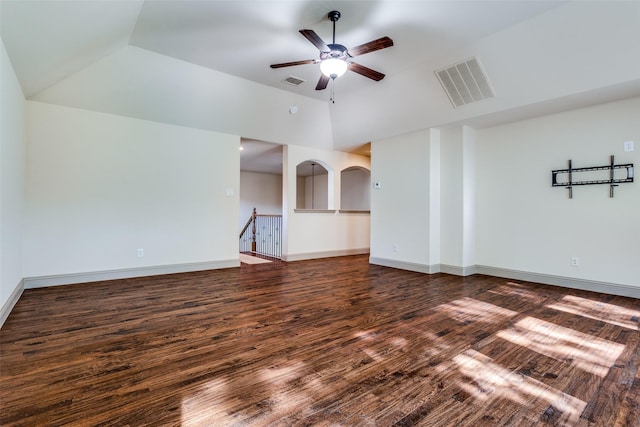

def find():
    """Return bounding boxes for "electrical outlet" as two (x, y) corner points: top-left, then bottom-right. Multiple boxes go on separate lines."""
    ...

(137, 248), (144, 258)
(393, 244), (399, 253)
(571, 256), (580, 267)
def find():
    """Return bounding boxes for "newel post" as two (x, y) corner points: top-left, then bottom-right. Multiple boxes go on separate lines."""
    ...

(251, 207), (257, 252)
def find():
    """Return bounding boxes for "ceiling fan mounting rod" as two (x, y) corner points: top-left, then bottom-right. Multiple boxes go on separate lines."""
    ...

(328, 10), (340, 44)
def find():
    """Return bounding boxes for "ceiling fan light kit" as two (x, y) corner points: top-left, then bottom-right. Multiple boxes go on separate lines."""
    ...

(320, 58), (348, 79)
(270, 10), (393, 99)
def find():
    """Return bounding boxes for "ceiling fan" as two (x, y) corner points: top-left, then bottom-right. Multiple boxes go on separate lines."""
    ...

(270, 10), (393, 91)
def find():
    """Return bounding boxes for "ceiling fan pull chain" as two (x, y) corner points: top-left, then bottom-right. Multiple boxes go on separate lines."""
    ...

(330, 79), (335, 103)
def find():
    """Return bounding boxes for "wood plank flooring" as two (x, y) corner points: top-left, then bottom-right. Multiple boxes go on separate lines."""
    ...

(1, 255), (639, 426)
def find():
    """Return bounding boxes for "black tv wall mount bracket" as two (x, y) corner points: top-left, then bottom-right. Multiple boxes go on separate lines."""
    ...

(552, 155), (634, 198)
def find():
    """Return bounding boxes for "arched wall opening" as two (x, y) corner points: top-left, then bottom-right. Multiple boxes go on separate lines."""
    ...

(296, 160), (331, 209)
(340, 166), (371, 211)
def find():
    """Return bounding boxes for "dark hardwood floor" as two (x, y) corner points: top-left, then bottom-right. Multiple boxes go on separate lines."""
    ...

(1, 255), (639, 426)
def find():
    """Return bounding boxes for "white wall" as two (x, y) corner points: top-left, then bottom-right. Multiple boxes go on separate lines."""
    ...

(440, 126), (476, 271)
(283, 145), (370, 260)
(341, 168), (371, 211)
(33, 46), (334, 152)
(476, 97), (640, 289)
(24, 101), (240, 283)
(239, 171), (282, 230)
(370, 129), (440, 271)
(370, 98), (639, 296)
(441, 127), (464, 267)
(0, 39), (26, 324)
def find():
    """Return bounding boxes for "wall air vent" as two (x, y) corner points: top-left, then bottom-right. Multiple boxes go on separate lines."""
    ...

(282, 76), (305, 86)
(435, 57), (495, 108)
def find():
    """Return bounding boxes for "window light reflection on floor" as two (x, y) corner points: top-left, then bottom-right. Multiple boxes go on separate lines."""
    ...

(453, 349), (586, 425)
(488, 282), (548, 304)
(181, 377), (233, 426)
(547, 295), (640, 331)
(434, 297), (518, 324)
(182, 362), (315, 426)
(497, 316), (625, 377)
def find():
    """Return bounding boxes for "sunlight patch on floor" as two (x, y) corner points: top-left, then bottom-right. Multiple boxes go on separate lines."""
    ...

(435, 297), (519, 324)
(497, 316), (625, 377)
(489, 282), (548, 304)
(255, 362), (326, 425)
(260, 361), (306, 384)
(181, 362), (313, 426)
(354, 330), (385, 361)
(453, 349), (586, 425)
(390, 337), (408, 347)
(354, 330), (378, 341)
(181, 378), (234, 426)
(547, 295), (640, 331)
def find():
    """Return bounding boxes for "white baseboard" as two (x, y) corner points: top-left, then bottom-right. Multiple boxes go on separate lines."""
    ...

(439, 264), (477, 276)
(1, 279), (24, 328)
(23, 259), (240, 289)
(475, 265), (640, 299)
(369, 257), (441, 274)
(283, 248), (369, 262)
(368, 258), (638, 299)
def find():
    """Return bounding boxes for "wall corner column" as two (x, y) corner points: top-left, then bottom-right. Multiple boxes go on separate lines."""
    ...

(440, 125), (477, 275)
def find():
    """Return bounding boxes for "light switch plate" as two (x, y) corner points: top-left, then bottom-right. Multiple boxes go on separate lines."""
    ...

(624, 141), (634, 152)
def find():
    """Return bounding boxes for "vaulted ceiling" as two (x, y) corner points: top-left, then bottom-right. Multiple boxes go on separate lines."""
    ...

(2, 0), (640, 156)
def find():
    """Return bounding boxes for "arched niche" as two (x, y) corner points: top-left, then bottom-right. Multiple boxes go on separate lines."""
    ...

(296, 160), (331, 210)
(340, 166), (371, 211)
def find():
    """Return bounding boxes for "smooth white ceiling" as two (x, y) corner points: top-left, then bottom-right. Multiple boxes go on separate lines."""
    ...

(2, 0), (564, 100)
(2, 0), (640, 171)
(127, 0), (563, 101)
(240, 139), (284, 175)
(1, 0), (144, 97)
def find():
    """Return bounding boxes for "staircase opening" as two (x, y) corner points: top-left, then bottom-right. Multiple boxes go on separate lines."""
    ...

(239, 208), (283, 260)
(239, 139), (284, 263)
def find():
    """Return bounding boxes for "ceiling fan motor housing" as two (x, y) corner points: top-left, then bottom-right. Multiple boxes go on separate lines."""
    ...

(321, 44), (348, 60)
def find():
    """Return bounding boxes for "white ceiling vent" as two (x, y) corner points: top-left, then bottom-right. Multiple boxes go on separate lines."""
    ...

(282, 75), (305, 86)
(435, 57), (495, 108)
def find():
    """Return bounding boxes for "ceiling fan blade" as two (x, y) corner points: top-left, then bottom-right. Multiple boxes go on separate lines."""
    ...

(315, 74), (330, 90)
(349, 63), (385, 81)
(299, 29), (329, 52)
(348, 36), (394, 57)
(270, 59), (317, 69)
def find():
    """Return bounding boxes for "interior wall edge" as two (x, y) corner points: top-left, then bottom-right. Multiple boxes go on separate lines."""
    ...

(0, 279), (25, 329)
(23, 260), (240, 289)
